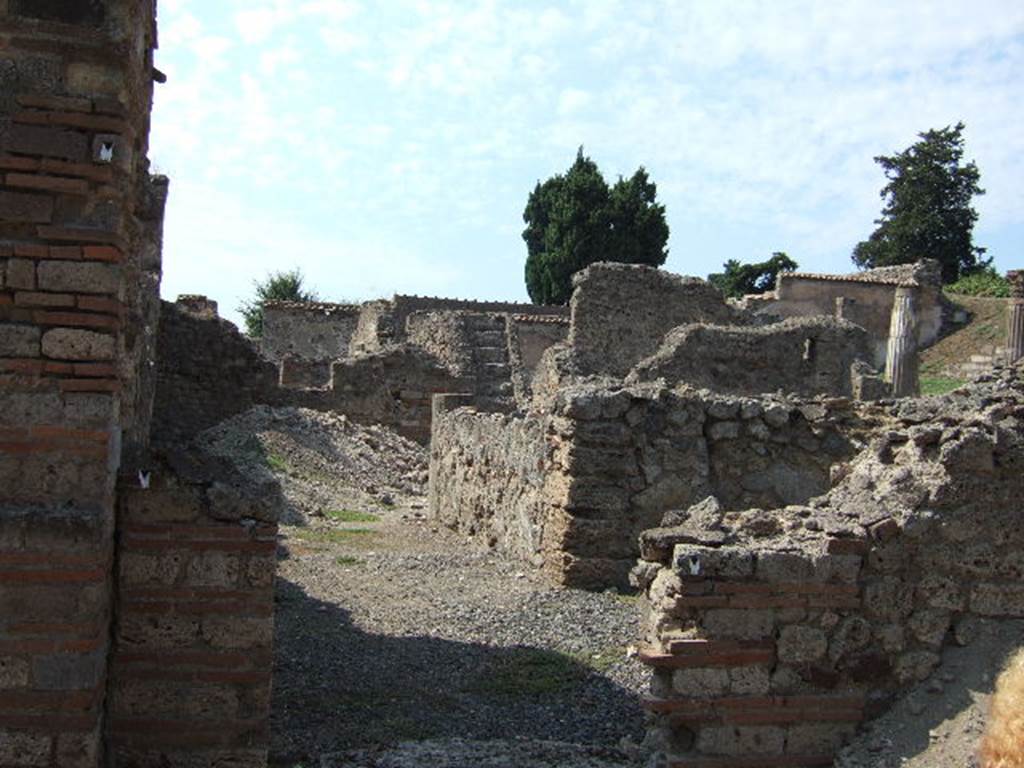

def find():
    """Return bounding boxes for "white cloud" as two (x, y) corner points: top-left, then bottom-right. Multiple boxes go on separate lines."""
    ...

(152, 0), (1024, 311)
(557, 88), (591, 116)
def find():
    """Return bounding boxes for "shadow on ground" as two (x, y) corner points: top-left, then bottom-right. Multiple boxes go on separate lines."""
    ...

(837, 619), (1024, 767)
(268, 572), (644, 765)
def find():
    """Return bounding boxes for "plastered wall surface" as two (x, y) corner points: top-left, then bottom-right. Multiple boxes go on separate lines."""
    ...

(765, 261), (944, 367)
(260, 300), (359, 364)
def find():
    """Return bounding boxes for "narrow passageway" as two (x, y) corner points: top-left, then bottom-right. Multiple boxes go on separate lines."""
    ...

(195, 405), (648, 767)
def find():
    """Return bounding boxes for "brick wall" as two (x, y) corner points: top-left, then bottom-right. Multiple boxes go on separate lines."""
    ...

(105, 452), (278, 767)
(0, 1), (158, 765)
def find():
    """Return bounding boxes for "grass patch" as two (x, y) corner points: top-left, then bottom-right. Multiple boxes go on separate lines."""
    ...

(568, 645), (623, 674)
(612, 591), (642, 605)
(920, 376), (966, 396)
(335, 555), (363, 567)
(290, 527), (378, 545)
(265, 452), (288, 472)
(325, 509), (380, 523)
(464, 647), (614, 697)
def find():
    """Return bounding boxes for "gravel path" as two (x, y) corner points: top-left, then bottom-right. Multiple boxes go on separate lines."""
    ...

(269, 502), (648, 767)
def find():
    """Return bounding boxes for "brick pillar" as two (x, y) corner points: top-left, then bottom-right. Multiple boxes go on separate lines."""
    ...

(0, 2), (158, 766)
(1008, 270), (1024, 364)
(885, 285), (919, 397)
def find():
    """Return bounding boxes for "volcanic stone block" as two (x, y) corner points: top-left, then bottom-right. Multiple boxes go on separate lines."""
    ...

(0, 189), (53, 222)
(41, 328), (115, 360)
(0, 322), (40, 355)
(37, 260), (118, 294)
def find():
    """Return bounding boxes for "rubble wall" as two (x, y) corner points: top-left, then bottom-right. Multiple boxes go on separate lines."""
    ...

(0, 2), (159, 764)
(259, 300), (359, 364)
(152, 299), (281, 448)
(327, 347), (471, 444)
(406, 310), (475, 376)
(634, 364), (1024, 767)
(279, 356), (331, 389)
(389, 293), (566, 346)
(629, 316), (872, 398)
(348, 299), (394, 355)
(429, 395), (554, 564)
(430, 383), (863, 588)
(567, 263), (739, 378)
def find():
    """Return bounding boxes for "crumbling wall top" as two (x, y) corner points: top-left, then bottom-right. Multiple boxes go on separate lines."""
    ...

(567, 262), (739, 378)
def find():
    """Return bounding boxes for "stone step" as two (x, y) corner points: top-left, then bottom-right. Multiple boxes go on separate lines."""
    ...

(473, 329), (506, 345)
(465, 315), (506, 331)
(479, 362), (510, 378)
(475, 346), (507, 364)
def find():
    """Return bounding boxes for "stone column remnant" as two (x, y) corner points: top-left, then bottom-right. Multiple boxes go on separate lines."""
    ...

(1008, 270), (1024, 364)
(885, 285), (919, 397)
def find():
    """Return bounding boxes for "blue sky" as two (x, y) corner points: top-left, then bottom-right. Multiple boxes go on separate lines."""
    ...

(151, 1), (1024, 327)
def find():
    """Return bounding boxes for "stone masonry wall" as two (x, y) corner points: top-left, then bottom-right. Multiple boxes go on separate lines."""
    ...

(0, 2), (158, 765)
(389, 293), (566, 347)
(429, 395), (553, 565)
(567, 263), (739, 378)
(153, 299), (467, 447)
(327, 346), (470, 443)
(633, 364), (1024, 767)
(767, 261), (944, 368)
(431, 382), (866, 588)
(628, 316), (873, 398)
(105, 449), (279, 767)
(260, 300), (359, 364)
(406, 310), (475, 377)
(152, 298), (281, 449)
(508, 315), (568, 407)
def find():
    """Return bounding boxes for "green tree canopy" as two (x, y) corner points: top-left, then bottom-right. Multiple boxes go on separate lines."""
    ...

(238, 268), (319, 337)
(522, 148), (669, 304)
(707, 252), (798, 299)
(852, 122), (987, 283)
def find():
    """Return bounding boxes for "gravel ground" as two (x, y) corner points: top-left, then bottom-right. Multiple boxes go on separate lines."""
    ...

(208, 408), (648, 767)
(269, 505), (647, 767)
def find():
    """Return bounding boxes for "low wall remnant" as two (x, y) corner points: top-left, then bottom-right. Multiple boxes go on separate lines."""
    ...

(634, 363), (1024, 767)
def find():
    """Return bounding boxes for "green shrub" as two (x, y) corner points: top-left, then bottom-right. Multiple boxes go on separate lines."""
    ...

(920, 376), (966, 396)
(946, 268), (1010, 297)
(265, 453), (288, 472)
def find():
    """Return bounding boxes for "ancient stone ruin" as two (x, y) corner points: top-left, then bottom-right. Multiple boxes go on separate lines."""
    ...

(0, 3), (1021, 767)
(633, 363), (1024, 766)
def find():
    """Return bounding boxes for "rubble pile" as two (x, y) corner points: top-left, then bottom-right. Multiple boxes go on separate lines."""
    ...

(197, 405), (428, 523)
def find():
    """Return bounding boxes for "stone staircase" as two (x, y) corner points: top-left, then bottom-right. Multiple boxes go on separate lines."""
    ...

(465, 313), (514, 410)
(951, 348), (1010, 379)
